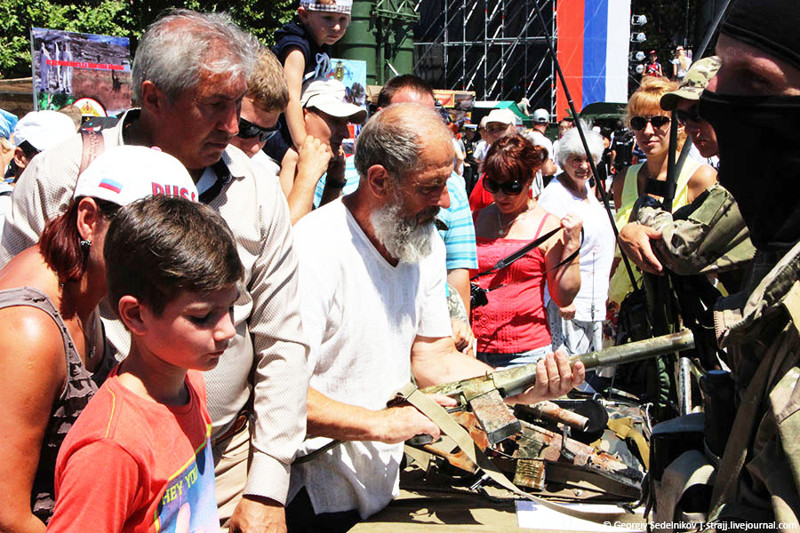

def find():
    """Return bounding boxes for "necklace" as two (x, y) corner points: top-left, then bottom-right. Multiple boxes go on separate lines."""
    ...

(497, 208), (527, 237)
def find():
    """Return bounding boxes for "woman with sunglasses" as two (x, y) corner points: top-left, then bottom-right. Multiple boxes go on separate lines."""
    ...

(608, 76), (716, 307)
(471, 135), (582, 368)
(539, 126), (615, 362)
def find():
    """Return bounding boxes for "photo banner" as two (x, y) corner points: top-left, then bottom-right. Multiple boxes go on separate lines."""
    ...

(31, 27), (132, 115)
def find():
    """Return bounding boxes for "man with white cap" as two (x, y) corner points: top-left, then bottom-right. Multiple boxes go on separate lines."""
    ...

(1, 10), (307, 532)
(526, 108), (558, 183)
(283, 77), (366, 224)
(468, 108), (520, 210)
(9, 110), (75, 181)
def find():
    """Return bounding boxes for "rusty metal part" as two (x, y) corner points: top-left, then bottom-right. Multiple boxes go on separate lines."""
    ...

(517, 401), (590, 431)
(470, 389), (521, 446)
(514, 459), (546, 490)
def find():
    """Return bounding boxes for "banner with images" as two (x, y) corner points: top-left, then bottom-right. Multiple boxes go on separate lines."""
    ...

(323, 58), (367, 146)
(31, 27), (132, 116)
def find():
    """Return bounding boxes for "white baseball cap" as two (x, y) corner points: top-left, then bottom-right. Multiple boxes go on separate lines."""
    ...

(73, 146), (198, 206)
(485, 108), (517, 126)
(532, 108), (550, 124)
(301, 78), (367, 123)
(13, 110), (76, 151)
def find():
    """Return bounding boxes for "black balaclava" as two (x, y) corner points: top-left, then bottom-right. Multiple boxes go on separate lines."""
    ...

(698, 0), (800, 252)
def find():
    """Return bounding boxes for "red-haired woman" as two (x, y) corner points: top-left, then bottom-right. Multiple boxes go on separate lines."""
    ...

(471, 135), (582, 367)
(0, 146), (197, 531)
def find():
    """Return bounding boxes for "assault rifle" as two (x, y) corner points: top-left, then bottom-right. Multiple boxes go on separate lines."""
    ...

(420, 330), (695, 446)
(403, 331), (695, 499)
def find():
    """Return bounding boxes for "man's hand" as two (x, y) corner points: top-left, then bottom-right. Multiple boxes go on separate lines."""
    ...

(376, 395), (457, 444)
(327, 145), (346, 181)
(228, 495), (286, 533)
(506, 350), (585, 405)
(295, 136), (332, 186)
(619, 223), (664, 274)
(451, 318), (475, 357)
(558, 303), (576, 320)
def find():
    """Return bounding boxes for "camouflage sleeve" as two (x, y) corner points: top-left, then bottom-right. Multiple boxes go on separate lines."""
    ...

(635, 184), (755, 276)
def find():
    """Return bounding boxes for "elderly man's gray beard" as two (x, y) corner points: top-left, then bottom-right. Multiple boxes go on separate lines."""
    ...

(370, 201), (437, 264)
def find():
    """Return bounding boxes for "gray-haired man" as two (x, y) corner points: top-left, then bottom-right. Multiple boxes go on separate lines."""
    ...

(288, 102), (585, 531)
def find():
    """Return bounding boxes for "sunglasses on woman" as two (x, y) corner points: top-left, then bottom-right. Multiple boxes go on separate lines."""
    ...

(484, 177), (526, 195)
(237, 118), (281, 142)
(673, 105), (703, 125)
(629, 115), (671, 131)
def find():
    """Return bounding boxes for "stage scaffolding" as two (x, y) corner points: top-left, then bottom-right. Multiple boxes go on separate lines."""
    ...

(412, 0), (556, 113)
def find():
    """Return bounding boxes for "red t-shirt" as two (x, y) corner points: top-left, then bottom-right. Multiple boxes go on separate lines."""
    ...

(49, 370), (218, 533)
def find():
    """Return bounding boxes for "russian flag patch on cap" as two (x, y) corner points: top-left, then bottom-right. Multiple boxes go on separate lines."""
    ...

(98, 178), (122, 194)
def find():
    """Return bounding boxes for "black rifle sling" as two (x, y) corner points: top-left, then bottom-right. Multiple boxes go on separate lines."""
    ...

(471, 227), (583, 281)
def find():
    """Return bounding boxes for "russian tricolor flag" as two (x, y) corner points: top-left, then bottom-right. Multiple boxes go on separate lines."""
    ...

(555, 0), (631, 118)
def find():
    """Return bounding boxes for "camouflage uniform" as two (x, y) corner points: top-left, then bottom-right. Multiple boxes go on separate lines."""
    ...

(709, 243), (800, 525)
(636, 183), (755, 284)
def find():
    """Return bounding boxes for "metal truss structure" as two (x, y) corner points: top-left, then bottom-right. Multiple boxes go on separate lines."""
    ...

(412, 0), (556, 111)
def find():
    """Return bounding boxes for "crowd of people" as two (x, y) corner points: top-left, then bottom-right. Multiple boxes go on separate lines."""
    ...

(0, 0), (799, 530)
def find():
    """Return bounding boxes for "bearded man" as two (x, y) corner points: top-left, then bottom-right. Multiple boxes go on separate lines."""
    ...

(285, 103), (586, 532)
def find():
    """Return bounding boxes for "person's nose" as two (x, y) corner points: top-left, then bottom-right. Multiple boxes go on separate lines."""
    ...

(215, 309), (237, 343)
(221, 101), (240, 136)
(437, 185), (451, 210)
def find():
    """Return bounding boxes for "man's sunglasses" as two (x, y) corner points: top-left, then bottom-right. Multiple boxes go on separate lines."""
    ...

(629, 115), (671, 131)
(237, 117), (281, 142)
(484, 177), (526, 196)
(673, 105), (703, 125)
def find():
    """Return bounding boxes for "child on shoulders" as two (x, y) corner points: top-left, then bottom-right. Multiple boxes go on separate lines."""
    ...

(269, 0), (352, 160)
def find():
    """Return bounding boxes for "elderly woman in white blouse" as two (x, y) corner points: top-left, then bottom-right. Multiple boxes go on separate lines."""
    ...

(539, 125), (616, 357)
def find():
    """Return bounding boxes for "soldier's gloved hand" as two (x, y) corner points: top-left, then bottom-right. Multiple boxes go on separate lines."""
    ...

(506, 350), (585, 405)
(619, 222), (664, 275)
(376, 395), (456, 444)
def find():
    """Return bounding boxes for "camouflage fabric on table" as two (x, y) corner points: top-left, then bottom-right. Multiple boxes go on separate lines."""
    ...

(635, 184), (755, 277)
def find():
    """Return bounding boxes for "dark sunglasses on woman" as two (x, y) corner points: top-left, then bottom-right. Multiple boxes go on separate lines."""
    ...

(673, 105), (703, 126)
(237, 117), (281, 142)
(629, 115), (671, 131)
(484, 177), (525, 195)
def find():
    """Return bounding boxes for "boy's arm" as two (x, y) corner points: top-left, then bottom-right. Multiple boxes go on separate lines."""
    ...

(283, 48), (309, 150)
(49, 440), (140, 533)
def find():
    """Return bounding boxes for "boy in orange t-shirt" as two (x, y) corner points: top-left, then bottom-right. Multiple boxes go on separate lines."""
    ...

(48, 196), (244, 533)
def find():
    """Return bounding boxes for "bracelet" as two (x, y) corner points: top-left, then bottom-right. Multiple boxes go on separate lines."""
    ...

(326, 180), (347, 190)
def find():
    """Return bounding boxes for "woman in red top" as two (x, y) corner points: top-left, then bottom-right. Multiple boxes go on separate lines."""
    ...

(471, 135), (582, 367)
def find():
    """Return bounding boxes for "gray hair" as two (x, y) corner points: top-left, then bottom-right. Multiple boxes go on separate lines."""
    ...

(354, 103), (452, 182)
(132, 9), (259, 103)
(556, 122), (605, 169)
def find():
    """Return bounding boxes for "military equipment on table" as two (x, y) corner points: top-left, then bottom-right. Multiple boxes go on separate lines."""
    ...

(422, 330), (695, 445)
(406, 331), (695, 501)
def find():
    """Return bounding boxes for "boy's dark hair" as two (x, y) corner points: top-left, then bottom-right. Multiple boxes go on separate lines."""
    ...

(377, 74), (435, 108)
(104, 196), (244, 316)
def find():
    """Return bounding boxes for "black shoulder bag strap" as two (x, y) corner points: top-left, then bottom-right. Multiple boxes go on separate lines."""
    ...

(471, 225), (583, 281)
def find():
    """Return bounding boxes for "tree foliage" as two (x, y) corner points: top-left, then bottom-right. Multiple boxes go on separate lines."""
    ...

(0, 0), (296, 79)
